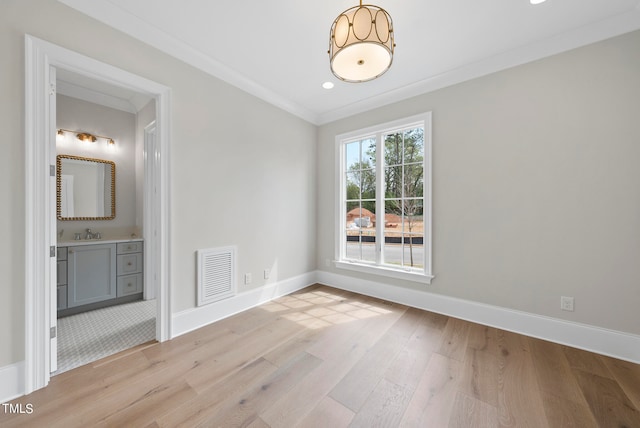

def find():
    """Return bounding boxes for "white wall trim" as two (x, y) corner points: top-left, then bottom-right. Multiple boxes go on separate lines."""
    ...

(0, 362), (25, 404)
(172, 272), (317, 338)
(56, 80), (137, 114)
(317, 270), (640, 364)
(57, 0), (318, 124)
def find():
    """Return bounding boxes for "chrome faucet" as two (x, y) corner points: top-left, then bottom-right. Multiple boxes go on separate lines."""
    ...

(85, 228), (93, 240)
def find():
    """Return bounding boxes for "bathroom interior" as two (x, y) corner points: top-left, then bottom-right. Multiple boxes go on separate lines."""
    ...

(54, 71), (157, 374)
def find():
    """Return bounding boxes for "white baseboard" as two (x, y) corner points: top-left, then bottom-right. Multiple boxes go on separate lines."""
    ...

(172, 271), (317, 338)
(317, 270), (640, 364)
(0, 361), (25, 404)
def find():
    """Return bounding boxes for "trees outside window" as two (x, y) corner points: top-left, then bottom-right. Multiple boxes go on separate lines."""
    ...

(338, 113), (432, 282)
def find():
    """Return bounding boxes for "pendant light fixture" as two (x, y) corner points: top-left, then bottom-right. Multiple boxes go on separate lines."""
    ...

(328, 0), (395, 83)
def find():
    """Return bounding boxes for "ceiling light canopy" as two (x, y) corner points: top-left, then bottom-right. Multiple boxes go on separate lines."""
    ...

(328, 0), (395, 83)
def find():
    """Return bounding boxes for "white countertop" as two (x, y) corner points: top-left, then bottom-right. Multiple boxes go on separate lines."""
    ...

(58, 237), (143, 247)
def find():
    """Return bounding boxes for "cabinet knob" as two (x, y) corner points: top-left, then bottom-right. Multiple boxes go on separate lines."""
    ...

(127, 282), (133, 287)
(127, 262), (133, 266)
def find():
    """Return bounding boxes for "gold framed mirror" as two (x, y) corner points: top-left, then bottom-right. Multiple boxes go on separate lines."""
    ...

(56, 154), (116, 220)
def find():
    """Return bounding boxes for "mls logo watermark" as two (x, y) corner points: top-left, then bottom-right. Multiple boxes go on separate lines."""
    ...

(2, 403), (34, 415)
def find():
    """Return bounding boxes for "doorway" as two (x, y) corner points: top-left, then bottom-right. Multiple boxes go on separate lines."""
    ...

(54, 85), (156, 374)
(24, 35), (171, 394)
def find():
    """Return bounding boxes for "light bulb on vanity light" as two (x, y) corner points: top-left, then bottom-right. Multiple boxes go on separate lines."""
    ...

(530, 0), (547, 4)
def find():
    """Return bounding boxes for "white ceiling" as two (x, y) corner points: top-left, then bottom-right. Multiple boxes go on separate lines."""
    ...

(58, 0), (640, 124)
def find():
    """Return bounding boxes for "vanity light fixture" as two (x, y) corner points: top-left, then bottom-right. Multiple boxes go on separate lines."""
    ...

(328, 0), (395, 82)
(76, 132), (97, 143)
(57, 128), (116, 146)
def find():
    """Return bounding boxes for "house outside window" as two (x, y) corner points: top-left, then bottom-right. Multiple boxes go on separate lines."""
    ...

(335, 113), (433, 283)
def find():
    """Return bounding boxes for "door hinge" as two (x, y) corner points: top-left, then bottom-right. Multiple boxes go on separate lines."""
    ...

(49, 83), (56, 96)
(50, 326), (57, 339)
(50, 246), (56, 257)
(50, 164), (56, 177)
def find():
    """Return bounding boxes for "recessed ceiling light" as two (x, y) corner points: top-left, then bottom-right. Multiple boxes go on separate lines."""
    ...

(530, 0), (547, 4)
(322, 82), (334, 89)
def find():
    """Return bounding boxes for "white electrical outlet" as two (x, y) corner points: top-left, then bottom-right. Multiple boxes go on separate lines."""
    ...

(264, 268), (270, 279)
(560, 296), (574, 312)
(244, 273), (252, 285)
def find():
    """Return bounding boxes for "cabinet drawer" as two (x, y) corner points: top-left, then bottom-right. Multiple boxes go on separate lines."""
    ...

(57, 285), (67, 310)
(57, 247), (68, 261)
(117, 241), (143, 254)
(57, 260), (68, 286)
(117, 253), (143, 275)
(117, 273), (143, 297)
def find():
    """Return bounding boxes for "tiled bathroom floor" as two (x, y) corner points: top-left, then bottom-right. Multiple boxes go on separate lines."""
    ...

(55, 299), (156, 374)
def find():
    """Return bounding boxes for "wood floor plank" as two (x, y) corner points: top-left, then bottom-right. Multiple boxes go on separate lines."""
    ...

(573, 368), (640, 428)
(350, 378), (413, 428)
(528, 338), (594, 408)
(201, 352), (322, 428)
(384, 310), (445, 389)
(296, 396), (355, 428)
(262, 330), (317, 367)
(329, 307), (424, 411)
(3, 285), (639, 428)
(562, 345), (614, 379)
(260, 303), (406, 427)
(467, 323), (500, 356)
(602, 356), (640, 411)
(399, 353), (462, 428)
(86, 380), (197, 428)
(0, 351), (157, 427)
(246, 416), (271, 428)
(539, 394), (599, 428)
(496, 330), (549, 428)
(438, 317), (471, 362)
(459, 346), (499, 407)
(183, 317), (305, 393)
(448, 391), (497, 428)
(155, 357), (279, 427)
(305, 295), (406, 360)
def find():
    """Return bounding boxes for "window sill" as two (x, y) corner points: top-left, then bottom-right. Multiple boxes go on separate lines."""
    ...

(334, 260), (433, 284)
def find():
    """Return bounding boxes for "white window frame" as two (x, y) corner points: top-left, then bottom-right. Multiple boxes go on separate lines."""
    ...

(334, 112), (433, 284)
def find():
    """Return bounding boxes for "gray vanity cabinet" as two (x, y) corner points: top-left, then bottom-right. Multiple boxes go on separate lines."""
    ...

(57, 239), (144, 316)
(116, 241), (143, 297)
(56, 247), (68, 310)
(67, 243), (117, 308)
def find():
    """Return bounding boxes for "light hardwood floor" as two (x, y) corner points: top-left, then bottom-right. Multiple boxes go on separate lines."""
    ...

(2, 284), (639, 427)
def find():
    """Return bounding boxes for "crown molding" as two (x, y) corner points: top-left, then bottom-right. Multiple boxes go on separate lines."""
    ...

(57, 80), (138, 114)
(58, 0), (640, 126)
(316, 8), (640, 125)
(57, 0), (319, 124)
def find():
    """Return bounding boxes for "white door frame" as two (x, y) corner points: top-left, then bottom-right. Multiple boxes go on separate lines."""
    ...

(24, 35), (172, 394)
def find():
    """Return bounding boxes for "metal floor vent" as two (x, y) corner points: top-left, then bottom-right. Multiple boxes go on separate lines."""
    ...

(197, 246), (236, 306)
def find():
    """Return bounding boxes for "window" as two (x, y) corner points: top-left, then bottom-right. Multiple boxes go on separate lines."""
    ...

(335, 113), (433, 283)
